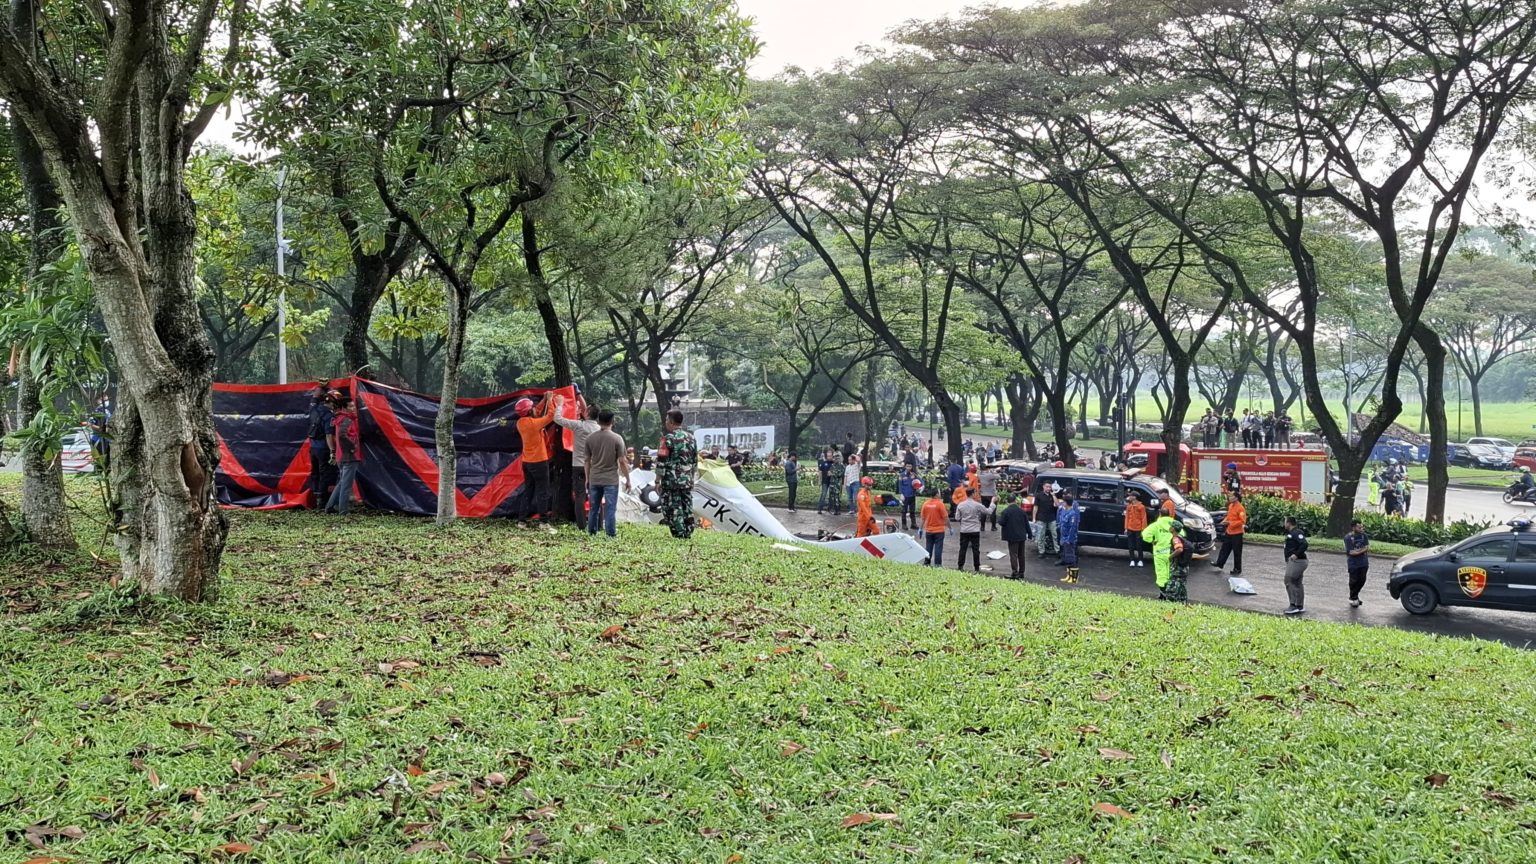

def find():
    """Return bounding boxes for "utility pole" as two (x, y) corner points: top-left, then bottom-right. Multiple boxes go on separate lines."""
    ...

(275, 168), (289, 384)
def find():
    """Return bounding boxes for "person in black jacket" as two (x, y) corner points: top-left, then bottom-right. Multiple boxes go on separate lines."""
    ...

(999, 495), (1032, 578)
(306, 385), (337, 508)
(1033, 485), (1059, 557)
(1283, 516), (1310, 615)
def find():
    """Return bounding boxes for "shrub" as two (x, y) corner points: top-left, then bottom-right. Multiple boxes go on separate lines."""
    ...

(1193, 492), (1492, 546)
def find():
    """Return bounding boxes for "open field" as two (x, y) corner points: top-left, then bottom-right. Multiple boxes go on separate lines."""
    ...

(3, 501), (1536, 863)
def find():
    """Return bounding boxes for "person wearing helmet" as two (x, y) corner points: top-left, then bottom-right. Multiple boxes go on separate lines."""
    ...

(514, 393), (557, 525)
(1222, 462), (1242, 496)
(855, 475), (881, 538)
(1519, 466), (1535, 494)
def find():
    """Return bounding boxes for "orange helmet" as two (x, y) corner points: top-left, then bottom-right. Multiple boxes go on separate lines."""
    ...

(860, 476), (874, 487)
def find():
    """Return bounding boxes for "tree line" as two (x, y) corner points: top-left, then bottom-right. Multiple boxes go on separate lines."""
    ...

(2, 0), (1535, 599)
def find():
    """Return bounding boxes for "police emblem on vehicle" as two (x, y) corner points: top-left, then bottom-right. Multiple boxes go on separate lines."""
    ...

(1456, 566), (1488, 599)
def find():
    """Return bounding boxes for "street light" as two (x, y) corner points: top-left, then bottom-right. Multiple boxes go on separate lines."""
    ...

(274, 167), (289, 385)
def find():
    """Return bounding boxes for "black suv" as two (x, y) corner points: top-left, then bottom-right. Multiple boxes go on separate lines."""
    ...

(1388, 518), (1536, 615)
(1029, 469), (1217, 555)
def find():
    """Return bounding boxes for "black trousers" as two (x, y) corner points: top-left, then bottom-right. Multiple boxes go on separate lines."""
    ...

(309, 440), (335, 507)
(1214, 533), (1244, 572)
(1007, 540), (1027, 575)
(786, 480), (798, 510)
(1127, 533), (1146, 564)
(1348, 565), (1369, 600)
(521, 460), (552, 521)
(957, 532), (981, 570)
(980, 495), (996, 529)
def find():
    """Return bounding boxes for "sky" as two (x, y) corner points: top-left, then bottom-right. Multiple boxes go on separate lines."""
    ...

(739, 0), (1031, 77)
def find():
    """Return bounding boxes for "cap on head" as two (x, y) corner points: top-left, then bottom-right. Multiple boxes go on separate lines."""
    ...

(1226, 462), (1237, 469)
(513, 397), (535, 417)
(861, 476), (874, 487)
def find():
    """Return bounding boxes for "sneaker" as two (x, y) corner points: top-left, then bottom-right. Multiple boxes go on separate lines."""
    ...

(1283, 606), (1305, 615)
(1349, 599), (1362, 608)
(1230, 570), (1242, 576)
(1209, 561), (1222, 569)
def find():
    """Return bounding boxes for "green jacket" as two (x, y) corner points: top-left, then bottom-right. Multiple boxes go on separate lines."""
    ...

(1141, 515), (1178, 555)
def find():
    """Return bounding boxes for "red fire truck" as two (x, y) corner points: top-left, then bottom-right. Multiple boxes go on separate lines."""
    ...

(1122, 441), (1332, 504)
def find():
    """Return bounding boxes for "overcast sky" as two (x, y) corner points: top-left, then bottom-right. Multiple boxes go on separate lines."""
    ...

(741, 0), (1031, 76)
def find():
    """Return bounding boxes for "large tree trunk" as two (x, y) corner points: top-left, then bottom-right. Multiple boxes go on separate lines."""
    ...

(1160, 354), (1193, 487)
(10, 114), (72, 548)
(1415, 326), (1449, 525)
(435, 286), (467, 526)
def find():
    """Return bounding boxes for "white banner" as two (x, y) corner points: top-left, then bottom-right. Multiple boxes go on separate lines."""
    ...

(695, 425), (775, 454)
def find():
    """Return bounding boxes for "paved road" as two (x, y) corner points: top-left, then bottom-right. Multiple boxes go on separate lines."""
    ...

(773, 504), (1536, 649)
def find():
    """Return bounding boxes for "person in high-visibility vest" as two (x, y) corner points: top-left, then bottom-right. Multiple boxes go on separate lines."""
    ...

(1141, 513), (1181, 596)
(855, 476), (881, 538)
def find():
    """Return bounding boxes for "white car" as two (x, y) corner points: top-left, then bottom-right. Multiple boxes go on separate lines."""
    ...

(61, 430), (95, 474)
(1468, 437), (1517, 461)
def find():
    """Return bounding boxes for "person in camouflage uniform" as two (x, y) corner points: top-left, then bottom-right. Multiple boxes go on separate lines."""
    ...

(656, 410), (698, 539)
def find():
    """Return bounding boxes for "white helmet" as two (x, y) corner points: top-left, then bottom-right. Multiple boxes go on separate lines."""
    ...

(1388, 458), (1398, 465)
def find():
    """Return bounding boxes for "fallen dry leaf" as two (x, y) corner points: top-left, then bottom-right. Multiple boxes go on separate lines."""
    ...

(1098, 748), (1136, 762)
(779, 741), (805, 757)
(406, 764), (426, 777)
(212, 842), (254, 856)
(1074, 725), (1101, 735)
(21, 858), (72, 864)
(840, 813), (875, 829)
(422, 780), (453, 796)
(1091, 802), (1135, 820)
(1483, 789), (1519, 808)
(686, 721), (708, 740)
(725, 855), (744, 864)
(599, 625), (624, 641)
(1005, 812), (1037, 822)
(403, 840), (450, 854)
(1092, 691), (1116, 702)
(1424, 773), (1449, 788)
(1160, 750), (1173, 769)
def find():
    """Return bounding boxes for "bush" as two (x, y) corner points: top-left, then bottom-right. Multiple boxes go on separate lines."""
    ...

(1192, 493), (1491, 546)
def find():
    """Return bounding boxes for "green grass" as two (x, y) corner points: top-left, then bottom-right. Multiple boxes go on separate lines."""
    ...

(1404, 465), (1516, 489)
(3, 504), (1536, 862)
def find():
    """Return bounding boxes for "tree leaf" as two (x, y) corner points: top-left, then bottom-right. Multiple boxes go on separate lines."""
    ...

(1424, 772), (1449, 787)
(212, 843), (254, 856)
(1098, 748), (1136, 762)
(779, 740), (804, 757)
(600, 625), (624, 641)
(1091, 802), (1135, 820)
(840, 813), (875, 828)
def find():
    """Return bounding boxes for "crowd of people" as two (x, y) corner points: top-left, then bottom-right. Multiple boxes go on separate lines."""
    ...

(1196, 407), (1299, 449)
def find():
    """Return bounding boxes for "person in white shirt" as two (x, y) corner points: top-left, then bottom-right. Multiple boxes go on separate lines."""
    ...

(554, 394), (601, 522)
(844, 454), (862, 512)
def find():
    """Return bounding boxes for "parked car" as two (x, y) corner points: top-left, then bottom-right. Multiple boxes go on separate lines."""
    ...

(1515, 448), (1536, 472)
(61, 430), (95, 474)
(1388, 518), (1536, 615)
(1029, 468), (1216, 555)
(1468, 437), (1517, 461)
(1464, 443), (1513, 470)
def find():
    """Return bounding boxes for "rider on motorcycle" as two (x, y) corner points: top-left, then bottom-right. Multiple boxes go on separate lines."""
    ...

(1519, 466), (1535, 494)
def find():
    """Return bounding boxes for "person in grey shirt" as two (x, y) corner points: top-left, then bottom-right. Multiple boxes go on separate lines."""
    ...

(955, 492), (995, 572)
(977, 466), (1000, 530)
(555, 394), (601, 520)
(580, 409), (630, 537)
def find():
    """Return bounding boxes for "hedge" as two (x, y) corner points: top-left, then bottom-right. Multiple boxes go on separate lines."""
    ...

(1192, 493), (1493, 547)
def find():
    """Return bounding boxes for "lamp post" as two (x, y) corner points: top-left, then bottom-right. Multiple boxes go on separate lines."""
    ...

(274, 168), (288, 382)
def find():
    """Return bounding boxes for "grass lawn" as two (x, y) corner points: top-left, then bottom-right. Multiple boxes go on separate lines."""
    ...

(4, 503), (1536, 863)
(1405, 465), (1514, 489)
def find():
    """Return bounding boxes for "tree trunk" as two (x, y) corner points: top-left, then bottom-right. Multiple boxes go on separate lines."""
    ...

(1160, 354), (1193, 487)
(1415, 326), (1449, 525)
(1468, 370), (1485, 438)
(435, 285), (467, 526)
(10, 114), (72, 548)
(1043, 385), (1073, 466)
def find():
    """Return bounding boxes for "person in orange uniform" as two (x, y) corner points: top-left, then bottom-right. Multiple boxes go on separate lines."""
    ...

(1211, 491), (1246, 575)
(514, 393), (557, 525)
(1123, 490), (1150, 568)
(855, 476), (882, 537)
(966, 463), (980, 498)
(1156, 487), (1177, 519)
(920, 492), (949, 567)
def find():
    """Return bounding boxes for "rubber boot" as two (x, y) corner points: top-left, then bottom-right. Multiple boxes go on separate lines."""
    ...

(1059, 568), (1079, 584)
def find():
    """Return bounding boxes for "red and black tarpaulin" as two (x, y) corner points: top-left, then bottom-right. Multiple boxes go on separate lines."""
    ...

(213, 378), (577, 516)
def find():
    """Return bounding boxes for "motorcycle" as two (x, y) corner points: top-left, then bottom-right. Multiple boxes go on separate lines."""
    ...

(1503, 480), (1536, 505)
